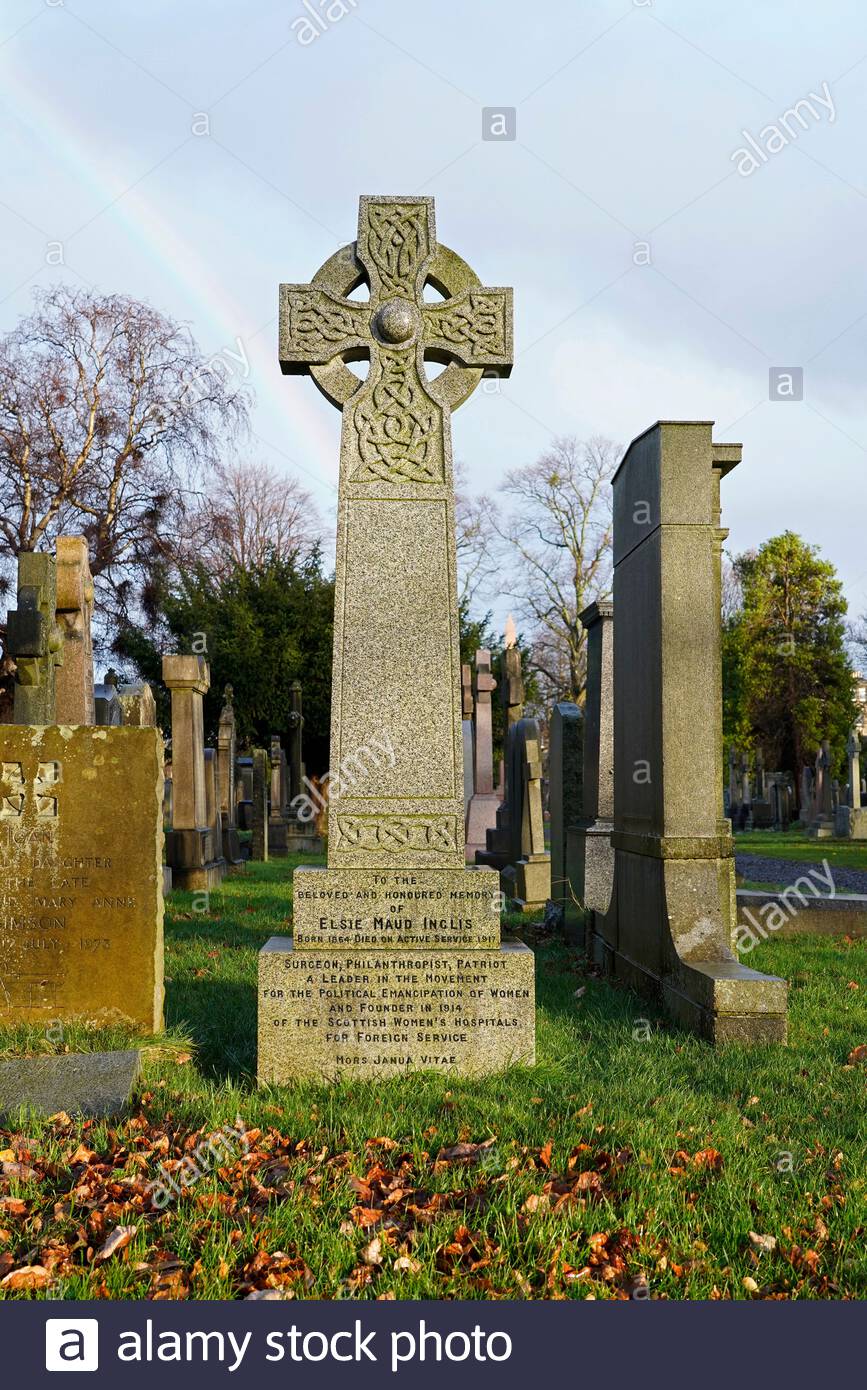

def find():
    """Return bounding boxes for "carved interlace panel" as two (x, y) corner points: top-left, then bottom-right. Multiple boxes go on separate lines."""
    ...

(334, 814), (459, 854)
(423, 291), (508, 360)
(351, 353), (443, 484)
(364, 203), (431, 296)
(282, 291), (366, 359)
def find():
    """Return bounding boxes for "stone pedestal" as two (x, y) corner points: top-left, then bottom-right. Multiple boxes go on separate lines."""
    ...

(600, 421), (786, 1043)
(54, 536), (95, 726)
(163, 655), (224, 891)
(264, 194), (533, 1081)
(259, 867), (534, 1081)
(7, 553), (64, 726)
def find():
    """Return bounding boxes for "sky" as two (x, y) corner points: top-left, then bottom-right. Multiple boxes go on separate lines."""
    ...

(2, 0), (867, 633)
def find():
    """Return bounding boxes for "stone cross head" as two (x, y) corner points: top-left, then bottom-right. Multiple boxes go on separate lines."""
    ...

(279, 196), (513, 487)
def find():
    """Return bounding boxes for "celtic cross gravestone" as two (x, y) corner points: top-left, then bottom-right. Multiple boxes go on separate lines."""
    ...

(259, 195), (534, 1081)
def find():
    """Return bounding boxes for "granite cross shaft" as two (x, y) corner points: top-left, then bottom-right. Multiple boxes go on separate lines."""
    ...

(278, 195), (513, 868)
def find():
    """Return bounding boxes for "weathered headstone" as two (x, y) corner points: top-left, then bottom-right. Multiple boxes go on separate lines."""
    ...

(602, 420), (786, 1042)
(203, 749), (227, 883)
(0, 725), (164, 1030)
(162, 655), (223, 890)
(476, 631), (526, 872)
(217, 685), (245, 869)
(251, 748), (269, 862)
(285, 683), (323, 853)
(464, 648), (500, 860)
(117, 680), (156, 727)
(94, 671), (123, 726)
(236, 754), (253, 831)
(268, 735), (290, 855)
(800, 765), (814, 824)
(570, 600), (615, 950)
(7, 552), (64, 725)
(54, 537), (95, 726)
(548, 702), (582, 921)
(500, 718), (551, 911)
(809, 740), (834, 838)
(260, 194), (533, 1080)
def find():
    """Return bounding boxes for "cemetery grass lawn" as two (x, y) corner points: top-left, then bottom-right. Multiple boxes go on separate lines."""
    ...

(735, 830), (867, 872)
(1, 855), (866, 1301)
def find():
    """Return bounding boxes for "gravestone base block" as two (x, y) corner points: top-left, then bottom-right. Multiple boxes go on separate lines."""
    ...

(835, 806), (867, 840)
(258, 937), (535, 1082)
(165, 828), (225, 892)
(269, 818), (290, 857)
(285, 819), (325, 855)
(502, 855), (551, 914)
(808, 818), (835, 840)
(602, 845), (787, 1043)
(0, 1051), (140, 1120)
(222, 823), (247, 872)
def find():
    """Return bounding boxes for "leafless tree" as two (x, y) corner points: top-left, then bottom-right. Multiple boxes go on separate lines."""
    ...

(454, 461), (499, 610)
(494, 435), (619, 704)
(0, 285), (249, 635)
(186, 458), (322, 575)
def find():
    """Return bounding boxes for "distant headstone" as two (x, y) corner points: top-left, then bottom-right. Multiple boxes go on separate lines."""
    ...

(54, 537), (95, 726)
(235, 754), (253, 831)
(217, 686), (245, 869)
(261, 193), (533, 1081)
(7, 552), (64, 725)
(464, 648), (500, 860)
(500, 718), (551, 911)
(203, 749), (227, 882)
(285, 684), (323, 853)
(836, 729), (867, 839)
(117, 681), (157, 727)
(602, 421), (786, 1042)
(0, 725), (164, 1029)
(268, 735), (290, 855)
(251, 748), (270, 861)
(162, 655), (223, 890)
(94, 671), (123, 726)
(809, 740), (834, 839)
(570, 600), (615, 950)
(548, 702), (582, 921)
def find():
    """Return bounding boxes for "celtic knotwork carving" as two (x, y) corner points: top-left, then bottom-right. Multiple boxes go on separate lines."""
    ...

(365, 203), (431, 296)
(0, 763), (24, 819)
(351, 353), (443, 484)
(285, 291), (365, 356)
(334, 816), (458, 854)
(423, 292), (507, 358)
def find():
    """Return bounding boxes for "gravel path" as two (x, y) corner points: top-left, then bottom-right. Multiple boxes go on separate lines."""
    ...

(736, 852), (867, 897)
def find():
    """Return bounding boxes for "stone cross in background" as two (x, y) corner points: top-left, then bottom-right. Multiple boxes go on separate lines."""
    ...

(7, 552), (63, 725)
(54, 536), (94, 725)
(263, 194), (533, 1081)
(268, 735), (289, 855)
(809, 739), (834, 838)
